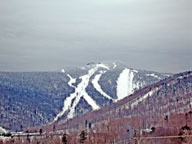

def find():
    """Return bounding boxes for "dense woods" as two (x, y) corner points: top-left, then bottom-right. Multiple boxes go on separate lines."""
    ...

(0, 72), (73, 130)
(0, 64), (166, 131)
(1, 71), (191, 143)
(1, 112), (192, 143)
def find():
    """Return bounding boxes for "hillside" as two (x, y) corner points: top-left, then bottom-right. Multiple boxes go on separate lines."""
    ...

(1, 71), (191, 144)
(35, 71), (192, 144)
(0, 62), (168, 131)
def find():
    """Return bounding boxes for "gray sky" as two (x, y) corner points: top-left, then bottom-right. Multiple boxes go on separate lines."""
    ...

(0, 0), (191, 73)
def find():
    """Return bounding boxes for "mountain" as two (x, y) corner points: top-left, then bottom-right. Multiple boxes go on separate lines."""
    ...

(34, 71), (191, 144)
(0, 61), (169, 131)
(1, 69), (191, 144)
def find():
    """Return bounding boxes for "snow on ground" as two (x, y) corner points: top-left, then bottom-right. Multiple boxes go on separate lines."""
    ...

(113, 62), (117, 69)
(53, 64), (109, 122)
(0, 127), (7, 133)
(132, 81), (141, 91)
(67, 74), (76, 88)
(61, 69), (65, 73)
(116, 69), (135, 100)
(67, 68), (100, 119)
(131, 87), (159, 108)
(92, 73), (113, 100)
(96, 63), (110, 70)
(132, 69), (138, 73)
(0, 127), (9, 142)
(83, 93), (100, 110)
(53, 90), (77, 122)
(142, 128), (153, 133)
(0, 136), (10, 142)
(146, 73), (161, 79)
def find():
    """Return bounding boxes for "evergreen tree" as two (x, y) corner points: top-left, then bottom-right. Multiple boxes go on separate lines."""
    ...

(79, 130), (87, 143)
(88, 123), (92, 129)
(62, 133), (67, 144)
(39, 129), (43, 135)
(26, 134), (30, 143)
(53, 124), (56, 131)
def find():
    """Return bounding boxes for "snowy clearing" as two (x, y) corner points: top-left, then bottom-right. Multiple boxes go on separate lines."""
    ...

(146, 73), (161, 79)
(92, 74), (113, 100)
(53, 64), (109, 121)
(67, 74), (76, 88)
(116, 69), (135, 100)
(131, 87), (159, 108)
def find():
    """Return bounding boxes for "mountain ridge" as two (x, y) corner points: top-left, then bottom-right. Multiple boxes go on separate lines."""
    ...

(46, 71), (192, 136)
(0, 61), (169, 131)
(21, 70), (192, 144)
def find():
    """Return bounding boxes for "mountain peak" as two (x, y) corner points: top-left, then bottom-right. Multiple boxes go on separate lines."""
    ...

(0, 62), (170, 131)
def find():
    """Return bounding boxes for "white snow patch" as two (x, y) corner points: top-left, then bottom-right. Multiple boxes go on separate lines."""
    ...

(0, 127), (7, 133)
(67, 74), (76, 88)
(92, 74), (112, 100)
(178, 76), (186, 79)
(83, 93), (100, 110)
(96, 63), (110, 70)
(0, 136), (10, 142)
(164, 74), (170, 77)
(67, 67), (100, 119)
(143, 128), (153, 133)
(146, 73), (161, 79)
(61, 69), (65, 73)
(53, 64), (106, 122)
(53, 91), (77, 122)
(99, 70), (106, 74)
(131, 87), (159, 108)
(116, 69), (135, 100)
(0, 127), (9, 142)
(132, 70), (138, 73)
(113, 62), (117, 69)
(132, 81), (141, 91)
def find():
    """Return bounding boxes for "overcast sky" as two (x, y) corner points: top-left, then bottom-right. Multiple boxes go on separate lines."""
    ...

(0, 0), (191, 73)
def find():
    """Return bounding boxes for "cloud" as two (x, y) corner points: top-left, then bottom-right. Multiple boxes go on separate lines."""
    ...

(0, 0), (191, 72)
